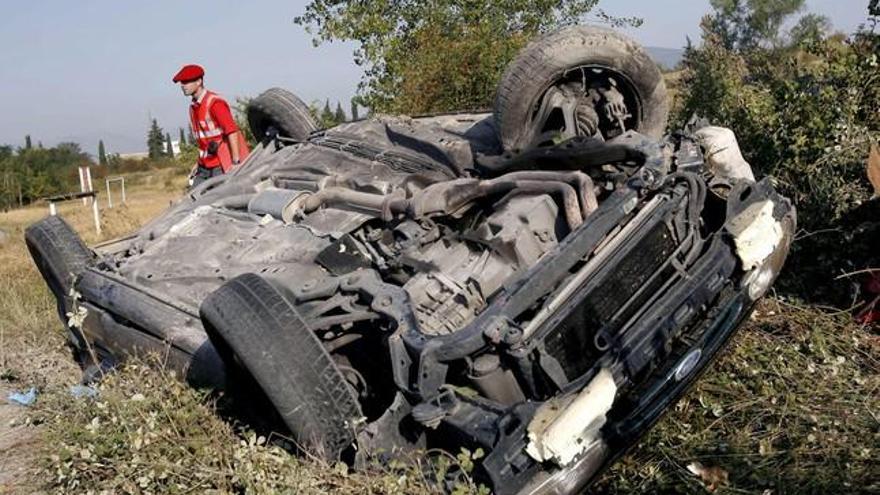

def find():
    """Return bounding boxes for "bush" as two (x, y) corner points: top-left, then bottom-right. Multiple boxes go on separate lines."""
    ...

(675, 18), (880, 232)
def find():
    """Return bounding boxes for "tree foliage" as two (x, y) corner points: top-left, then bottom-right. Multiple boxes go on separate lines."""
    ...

(335, 101), (346, 123)
(707, 0), (807, 50)
(676, 2), (880, 232)
(97, 140), (107, 166)
(147, 119), (165, 160)
(295, 0), (613, 114)
(0, 142), (92, 209)
(350, 98), (360, 121)
(319, 99), (336, 127)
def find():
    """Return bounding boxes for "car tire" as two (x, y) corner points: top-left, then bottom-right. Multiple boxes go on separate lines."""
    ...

(25, 215), (96, 362)
(25, 215), (94, 319)
(493, 25), (668, 152)
(200, 273), (362, 460)
(247, 88), (318, 142)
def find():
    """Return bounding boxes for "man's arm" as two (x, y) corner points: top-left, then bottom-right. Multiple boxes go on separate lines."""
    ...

(210, 99), (242, 163)
(227, 130), (241, 163)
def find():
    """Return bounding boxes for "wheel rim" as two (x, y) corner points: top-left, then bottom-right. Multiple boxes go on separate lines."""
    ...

(521, 65), (643, 149)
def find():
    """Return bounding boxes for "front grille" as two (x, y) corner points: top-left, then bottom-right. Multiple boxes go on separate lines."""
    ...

(544, 221), (677, 379)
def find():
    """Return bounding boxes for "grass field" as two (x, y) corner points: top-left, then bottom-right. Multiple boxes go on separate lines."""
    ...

(0, 169), (877, 494)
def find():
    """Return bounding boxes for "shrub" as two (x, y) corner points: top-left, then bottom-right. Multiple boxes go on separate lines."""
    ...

(675, 17), (880, 231)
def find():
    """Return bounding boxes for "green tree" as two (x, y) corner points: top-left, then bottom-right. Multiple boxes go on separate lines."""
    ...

(334, 101), (346, 123)
(707, 0), (820, 50)
(24, 135), (32, 150)
(295, 0), (621, 114)
(675, 4), (879, 232)
(147, 119), (165, 159)
(179, 127), (187, 147)
(97, 140), (107, 166)
(789, 13), (831, 46)
(350, 98), (360, 121)
(165, 132), (173, 157)
(320, 99), (335, 127)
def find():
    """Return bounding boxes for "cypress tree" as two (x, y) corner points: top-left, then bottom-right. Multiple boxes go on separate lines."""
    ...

(165, 132), (173, 157)
(147, 119), (165, 159)
(335, 101), (346, 123)
(179, 127), (186, 147)
(320, 99), (334, 127)
(24, 135), (32, 150)
(98, 140), (107, 165)
(350, 99), (359, 121)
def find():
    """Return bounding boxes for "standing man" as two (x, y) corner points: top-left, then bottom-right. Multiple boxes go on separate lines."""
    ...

(172, 64), (249, 187)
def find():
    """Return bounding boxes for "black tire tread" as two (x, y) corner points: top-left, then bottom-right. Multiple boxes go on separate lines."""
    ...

(200, 273), (361, 459)
(24, 215), (94, 302)
(494, 25), (668, 151)
(247, 88), (318, 142)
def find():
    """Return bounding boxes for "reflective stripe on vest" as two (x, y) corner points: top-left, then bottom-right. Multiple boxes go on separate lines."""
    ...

(197, 128), (223, 139)
(190, 91), (226, 168)
(189, 90), (250, 171)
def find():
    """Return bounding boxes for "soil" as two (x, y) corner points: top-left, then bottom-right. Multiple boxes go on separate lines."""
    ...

(0, 385), (42, 494)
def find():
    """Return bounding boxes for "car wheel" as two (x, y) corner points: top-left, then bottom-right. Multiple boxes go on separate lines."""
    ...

(200, 273), (362, 460)
(25, 215), (96, 362)
(493, 25), (668, 152)
(247, 88), (318, 143)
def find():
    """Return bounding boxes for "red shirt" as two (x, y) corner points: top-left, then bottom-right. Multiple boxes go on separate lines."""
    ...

(190, 90), (249, 170)
(191, 91), (238, 136)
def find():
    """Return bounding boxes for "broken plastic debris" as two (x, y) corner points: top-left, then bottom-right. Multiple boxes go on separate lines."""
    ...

(694, 126), (756, 182)
(7, 387), (37, 406)
(726, 200), (783, 271)
(526, 368), (616, 466)
(69, 384), (99, 399)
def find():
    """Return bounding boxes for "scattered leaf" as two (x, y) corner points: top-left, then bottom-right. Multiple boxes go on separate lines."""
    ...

(868, 143), (880, 198)
(687, 461), (729, 492)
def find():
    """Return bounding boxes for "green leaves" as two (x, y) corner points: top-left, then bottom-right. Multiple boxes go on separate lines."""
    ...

(294, 0), (614, 113)
(676, 9), (880, 232)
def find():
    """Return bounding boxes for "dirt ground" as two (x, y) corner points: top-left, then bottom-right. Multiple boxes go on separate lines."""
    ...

(0, 384), (40, 494)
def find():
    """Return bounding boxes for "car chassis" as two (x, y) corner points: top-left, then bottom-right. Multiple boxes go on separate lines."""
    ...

(26, 26), (795, 495)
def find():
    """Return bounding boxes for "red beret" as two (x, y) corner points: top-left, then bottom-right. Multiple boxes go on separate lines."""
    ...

(172, 64), (204, 83)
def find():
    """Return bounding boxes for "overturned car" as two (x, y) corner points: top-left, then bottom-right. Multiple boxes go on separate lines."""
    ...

(27, 26), (794, 494)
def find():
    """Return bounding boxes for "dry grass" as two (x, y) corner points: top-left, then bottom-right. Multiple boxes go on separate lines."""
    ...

(1, 168), (877, 494)
(597, 299), (880, 494)
(36, 362), (453, 494)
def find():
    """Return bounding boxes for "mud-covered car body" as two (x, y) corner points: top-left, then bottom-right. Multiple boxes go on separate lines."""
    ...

(28, 27), (794, 495)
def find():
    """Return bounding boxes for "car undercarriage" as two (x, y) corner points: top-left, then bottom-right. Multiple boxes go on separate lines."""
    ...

(26, 26), (794, 494)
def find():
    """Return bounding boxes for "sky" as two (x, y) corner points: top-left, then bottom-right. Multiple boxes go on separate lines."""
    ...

(0, 0), (870, 154)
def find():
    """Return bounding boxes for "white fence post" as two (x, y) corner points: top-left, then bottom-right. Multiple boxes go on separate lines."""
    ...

(91, 195), (101, 236)
(105, 177), (126, 207)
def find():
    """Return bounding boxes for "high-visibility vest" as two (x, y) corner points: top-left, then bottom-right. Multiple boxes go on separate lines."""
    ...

(189, 90), (249, 172)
